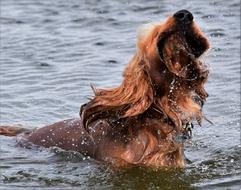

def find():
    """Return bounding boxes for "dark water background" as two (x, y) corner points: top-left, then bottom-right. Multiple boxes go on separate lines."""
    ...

(0, 0), (240, 189)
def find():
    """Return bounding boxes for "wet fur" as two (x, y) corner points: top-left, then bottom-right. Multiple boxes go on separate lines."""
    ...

(81, 16), (209, 138)
(0, 14), (210, 167)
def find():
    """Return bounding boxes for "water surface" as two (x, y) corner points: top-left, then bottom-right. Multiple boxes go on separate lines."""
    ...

(0, 0), (240, 189)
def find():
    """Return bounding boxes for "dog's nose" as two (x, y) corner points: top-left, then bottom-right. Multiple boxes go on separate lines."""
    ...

(174, 10), (193, 24)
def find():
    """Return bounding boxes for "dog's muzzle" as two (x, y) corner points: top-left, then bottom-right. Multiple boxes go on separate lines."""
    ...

(174, 10), (193, 25)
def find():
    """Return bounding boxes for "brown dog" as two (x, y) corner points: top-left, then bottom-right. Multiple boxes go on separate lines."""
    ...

(0, 10), (210, 167)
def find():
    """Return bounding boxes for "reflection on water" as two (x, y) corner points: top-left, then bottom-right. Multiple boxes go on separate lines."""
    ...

(0, 0), (240, 189)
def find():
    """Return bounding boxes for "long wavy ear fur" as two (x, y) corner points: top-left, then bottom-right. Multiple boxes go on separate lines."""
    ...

(80, 23), (162, 128)
(81, 55), (155, 128)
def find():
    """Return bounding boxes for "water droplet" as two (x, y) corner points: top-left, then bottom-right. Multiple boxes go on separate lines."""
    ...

(157, 130), (161, 135)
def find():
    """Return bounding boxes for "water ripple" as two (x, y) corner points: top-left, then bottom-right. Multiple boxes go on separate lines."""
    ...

(0, 0), (240, 189)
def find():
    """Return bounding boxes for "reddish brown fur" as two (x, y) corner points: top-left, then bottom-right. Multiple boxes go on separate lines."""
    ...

(0, 12), (210, 168)
(81, 16), (209, 134)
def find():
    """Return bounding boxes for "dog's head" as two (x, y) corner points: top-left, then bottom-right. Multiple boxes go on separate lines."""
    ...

(137, 10), (210, 85)
(158, 10), (209, 59)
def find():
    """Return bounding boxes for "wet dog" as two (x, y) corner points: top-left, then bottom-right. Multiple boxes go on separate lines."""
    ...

(0, 10), (210, 167)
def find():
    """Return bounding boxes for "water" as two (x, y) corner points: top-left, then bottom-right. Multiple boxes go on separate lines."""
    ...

(0, 0), (240, 189)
